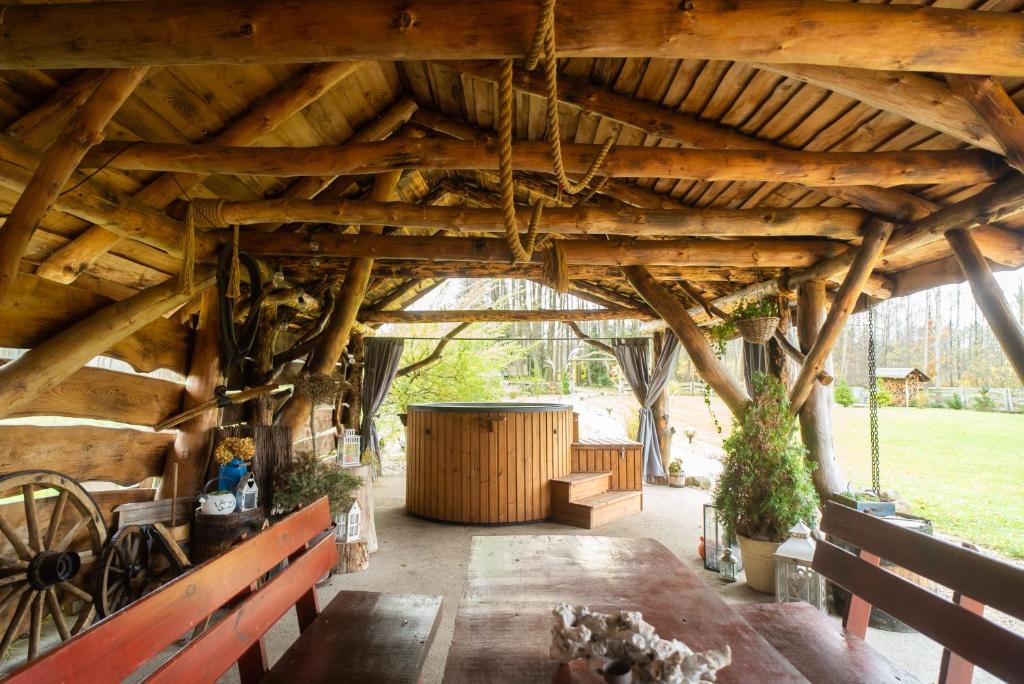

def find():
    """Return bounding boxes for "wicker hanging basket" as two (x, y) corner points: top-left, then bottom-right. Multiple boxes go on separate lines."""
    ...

(734, 316), (780, 345)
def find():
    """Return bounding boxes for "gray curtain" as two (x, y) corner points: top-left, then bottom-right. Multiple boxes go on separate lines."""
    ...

(613, 334), (681, 481)
(360, 337), (405, 460)
(742, 341), (769, 396)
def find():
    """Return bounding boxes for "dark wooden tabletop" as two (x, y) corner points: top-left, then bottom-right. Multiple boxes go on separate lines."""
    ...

(442, 535), (807, 683)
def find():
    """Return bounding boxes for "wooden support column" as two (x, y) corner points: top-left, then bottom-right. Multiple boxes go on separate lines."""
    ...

(35, 62), (363, 284)
(159, 289), (222, 498)
(276, 169), (402, 438)
(651, 331), (673, 475)
(796, 281), (846, 503)
(766, 300), (793, 388)
(0, 67), (148, 304)
(946, 229), (1024, 385)
(790, 224), (893, 414)
(0, 268), (214, 420)
(623, 266), (749, 416)
(341, 333), (364, 432)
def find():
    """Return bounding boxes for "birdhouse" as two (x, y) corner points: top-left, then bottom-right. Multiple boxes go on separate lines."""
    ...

(774, 520), (827, 612)
(335, 500), (362, 542)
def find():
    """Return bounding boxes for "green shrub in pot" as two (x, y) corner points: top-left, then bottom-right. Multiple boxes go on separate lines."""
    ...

(712, 373), (819, 592)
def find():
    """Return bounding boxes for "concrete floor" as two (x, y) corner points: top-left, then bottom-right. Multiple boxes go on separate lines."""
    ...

(246, 474), (992, 684)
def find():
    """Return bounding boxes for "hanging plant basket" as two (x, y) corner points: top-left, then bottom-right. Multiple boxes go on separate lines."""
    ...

(734, 316), (779, 345)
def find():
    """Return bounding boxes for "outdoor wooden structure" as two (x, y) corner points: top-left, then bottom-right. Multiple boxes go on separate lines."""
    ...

(876, 367), (932, 407)
(1, 0), (1024, 677)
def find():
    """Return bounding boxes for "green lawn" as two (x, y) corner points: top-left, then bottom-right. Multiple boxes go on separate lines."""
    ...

(830, 406), (1024, 559)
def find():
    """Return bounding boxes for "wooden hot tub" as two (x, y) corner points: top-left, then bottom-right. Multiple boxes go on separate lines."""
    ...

(405, 402), (573, 524)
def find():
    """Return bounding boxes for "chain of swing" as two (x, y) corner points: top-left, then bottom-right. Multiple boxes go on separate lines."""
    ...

(867, 302), (882, 494)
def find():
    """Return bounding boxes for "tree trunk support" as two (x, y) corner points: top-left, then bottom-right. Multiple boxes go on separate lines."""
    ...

(946, 228), (1024, 384)
(651, 331), (673, 476)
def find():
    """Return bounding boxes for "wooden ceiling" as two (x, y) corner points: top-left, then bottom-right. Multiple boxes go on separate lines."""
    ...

(1, 0), (1023, 315)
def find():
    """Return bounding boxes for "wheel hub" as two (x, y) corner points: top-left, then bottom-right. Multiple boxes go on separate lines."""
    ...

(28, 550), (81, 589)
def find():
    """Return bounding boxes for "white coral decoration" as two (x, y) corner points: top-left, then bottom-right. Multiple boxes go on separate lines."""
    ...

(550, 603), (732, 683)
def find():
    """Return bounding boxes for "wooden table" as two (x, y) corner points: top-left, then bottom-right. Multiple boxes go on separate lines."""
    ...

(442, 535), (807, 683)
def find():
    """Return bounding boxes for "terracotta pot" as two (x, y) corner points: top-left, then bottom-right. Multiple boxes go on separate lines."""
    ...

(667, 473), (685, 487)
(737, 534), (781, 594)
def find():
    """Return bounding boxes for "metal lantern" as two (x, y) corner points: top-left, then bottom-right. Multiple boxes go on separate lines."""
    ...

(718, 547), (739, 583)
(774, 520), (827, 611)
(703, 503), (742, 572)
(341, 429), (361, 467)
(335, 500), (362, 542)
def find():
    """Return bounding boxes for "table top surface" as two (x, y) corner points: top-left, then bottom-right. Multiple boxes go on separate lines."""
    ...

(442, 535), (807, 683)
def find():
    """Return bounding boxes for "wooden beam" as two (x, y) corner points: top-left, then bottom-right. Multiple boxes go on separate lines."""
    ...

(945, 75), (1024, 173)
(82, 140), (1005, 187)
(756, 64), (1005, 155)
(363, 308), (654, 324)
(790, 224), (893, 414)
(276, 170), (402, 438)
(946, 229), (1024, 385)
(159, 288), (222, 498)
(3, 0), (1023, 75)
(396, 322), (471, 377)
(34, 62), (365, 285)
(565, 321), (614, 354)
(209, 198), (867, 239)
(444, 61), (940, 223)
(357, 261), (766, 281)
(0, 133), (217, 259)
(624, 265), (750, 415)
(796, 280), (846, 503)
(4, 70), (107, 143)
(242, 233), (847, 268)
(0, 67), (148, 305)
(0, 268), (214, 420)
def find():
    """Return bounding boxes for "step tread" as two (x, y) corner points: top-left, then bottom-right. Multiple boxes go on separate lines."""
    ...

(570, 490), (643, 509)
(550, 471), (612, 485)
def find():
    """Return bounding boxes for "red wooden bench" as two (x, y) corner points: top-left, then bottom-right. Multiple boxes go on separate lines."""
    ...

(740, 501), (1024, 684)
(5, 497), (442, 683)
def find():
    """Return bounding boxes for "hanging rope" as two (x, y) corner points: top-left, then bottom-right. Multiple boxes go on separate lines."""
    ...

(543, 240), (569, 293)
(227, 224), (241, 299)
(178, 199), (225, 293)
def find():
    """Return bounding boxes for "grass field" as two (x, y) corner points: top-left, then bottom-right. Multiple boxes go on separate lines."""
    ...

(829, 406), (1024, 559)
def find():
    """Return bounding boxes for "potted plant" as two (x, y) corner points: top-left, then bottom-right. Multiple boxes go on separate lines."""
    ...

(713, 373), (818, 593)
(830, 490), (896, 517)
(667, 460), (685, 487)
(730, 298), (780, 345)
(273, 452), (364, 518)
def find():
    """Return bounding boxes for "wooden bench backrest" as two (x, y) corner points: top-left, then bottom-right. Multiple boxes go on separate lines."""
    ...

(812, 502), (1024, 683)
(7, 497), (334, 684)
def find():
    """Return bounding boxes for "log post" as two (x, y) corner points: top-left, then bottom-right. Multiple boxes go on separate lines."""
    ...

(276, 169), (402, 438)
(946, 229), (1024, 384)
(342, 333), (365, 432)
(945, 75), (1024, 173)
(767, 299), (794, 388)
(623, 266), (749, 415)
(0, 268), (214, 420)
(159, 288), (223, 498)
(790, 223), (893, 414)
(651, 331), (673, 475)
(796, 281), (847, 503)
(0, 67), (148, 304)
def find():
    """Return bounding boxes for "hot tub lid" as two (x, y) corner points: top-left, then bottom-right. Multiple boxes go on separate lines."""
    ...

(408, 402), (572, 413)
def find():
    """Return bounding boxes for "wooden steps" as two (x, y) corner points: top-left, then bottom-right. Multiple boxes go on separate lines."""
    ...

(551, 470), (643, 529)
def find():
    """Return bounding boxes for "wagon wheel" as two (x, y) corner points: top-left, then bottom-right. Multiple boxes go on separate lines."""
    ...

(0, 470), (106, 666)
(96, 524), (187, 618)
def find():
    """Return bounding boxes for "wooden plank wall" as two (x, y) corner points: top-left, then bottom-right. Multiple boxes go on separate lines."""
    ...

(570, 439), (643, 491)
(406, 408), (573, 524)
(0, 273), (190, 489)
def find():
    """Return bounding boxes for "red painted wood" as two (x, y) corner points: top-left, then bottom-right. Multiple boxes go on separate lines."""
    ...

(262, 591), (443, 684)
(143, 536), (337, 684)
(813, 539), (1024, 684)
(842, 549), (879, 639)
(737, 602), (916, 684)
(443, 535), (804, 683)
(236, 583), (271, 684)
(4, 498), (332, 684)
(821, 501), (1024, 622)
(939, 593), (986, 684)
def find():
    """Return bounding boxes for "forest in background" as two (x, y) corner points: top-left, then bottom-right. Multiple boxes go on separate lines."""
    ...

(380, 273), (1024, 393)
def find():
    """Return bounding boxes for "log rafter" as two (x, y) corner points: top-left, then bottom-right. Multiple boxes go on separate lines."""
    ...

(2, 0), (1023, 75)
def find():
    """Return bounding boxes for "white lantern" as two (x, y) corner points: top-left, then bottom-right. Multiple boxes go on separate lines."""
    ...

(335, 500), (362, 542)
(774, 520), (827, 611)
(341, 429), (361, 467)
(235, 474), (259, 512)
(718, 547), (738, 583)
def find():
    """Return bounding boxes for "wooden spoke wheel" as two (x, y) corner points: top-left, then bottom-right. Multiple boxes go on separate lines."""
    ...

(97, 524), (187, 618)
(0, 470), (106, 667)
